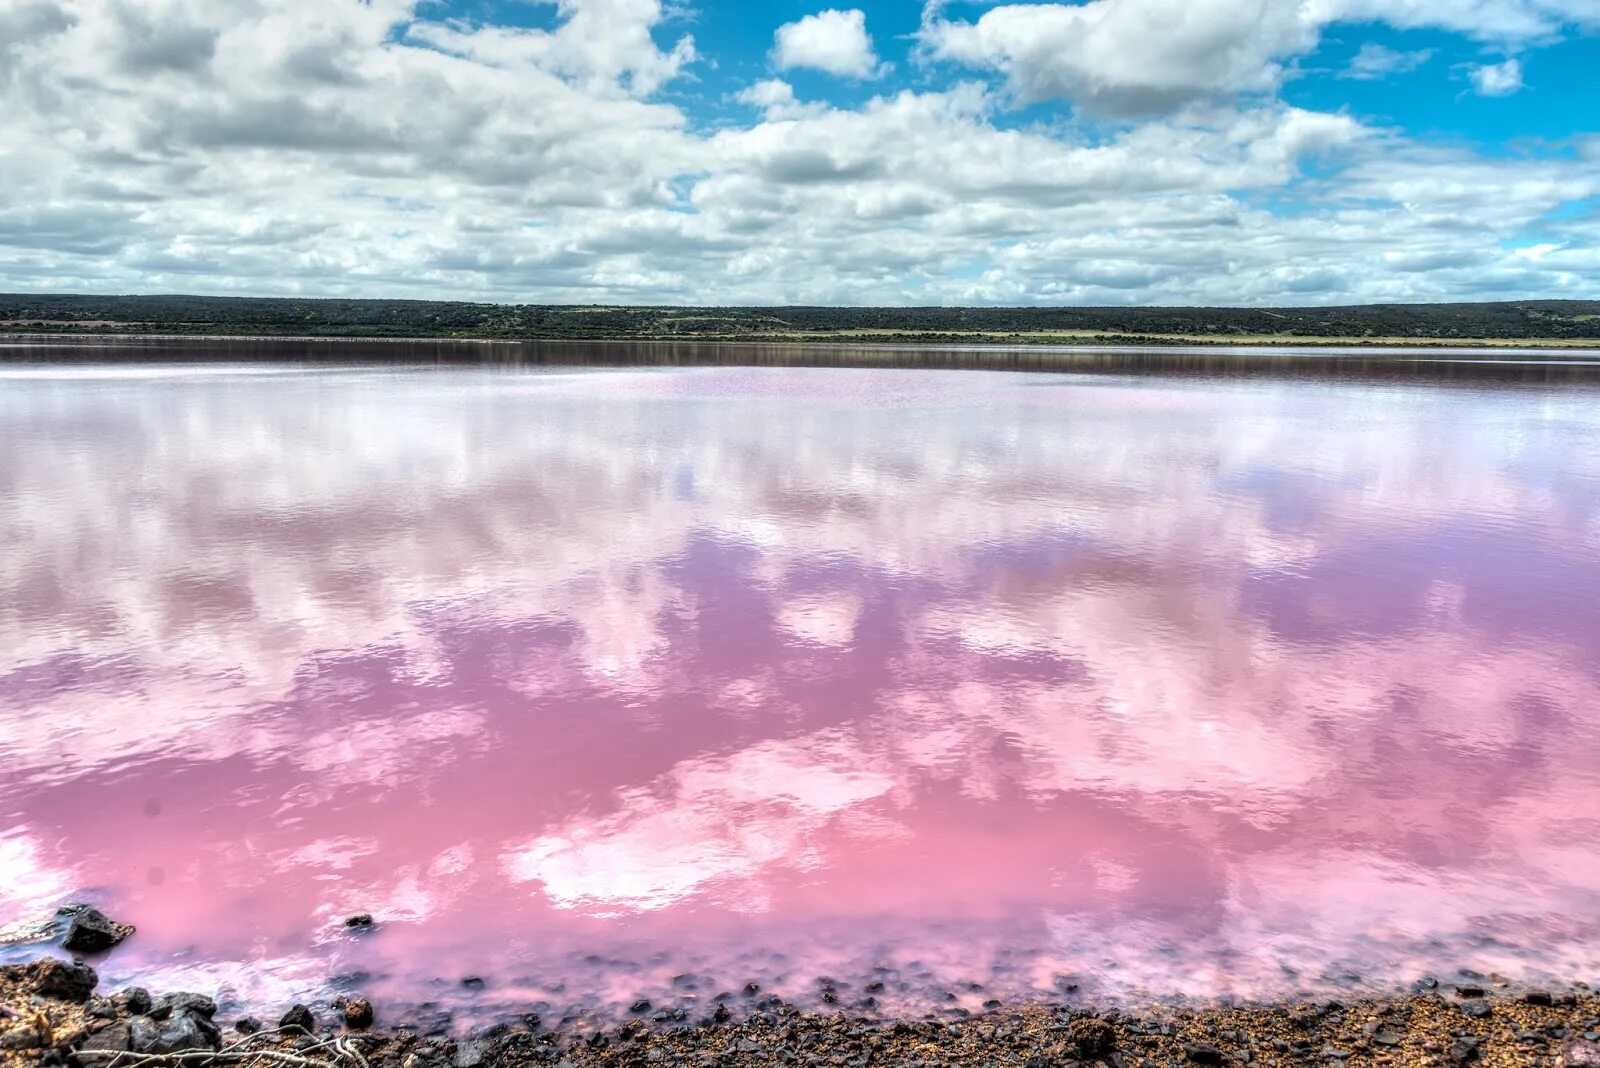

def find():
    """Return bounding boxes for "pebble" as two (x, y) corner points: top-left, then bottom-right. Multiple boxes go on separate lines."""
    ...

(279, 1004), (316, 1033)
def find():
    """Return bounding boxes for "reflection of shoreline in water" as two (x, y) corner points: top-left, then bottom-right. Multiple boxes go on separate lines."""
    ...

(6, 336), (1600, 381)
(1, 362), (1599, 1021)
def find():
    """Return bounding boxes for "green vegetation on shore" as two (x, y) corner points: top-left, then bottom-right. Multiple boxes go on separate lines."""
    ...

(4, 294), (1600, 347)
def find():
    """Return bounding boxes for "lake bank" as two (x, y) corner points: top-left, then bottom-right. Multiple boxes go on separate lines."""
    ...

(4, 951), (1599, 1068)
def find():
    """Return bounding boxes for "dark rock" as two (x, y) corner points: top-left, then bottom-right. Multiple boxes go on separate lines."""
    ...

(345, 915), (375, 929)
(1527, 991), (1555, 1006)
(1371, 1028), (1402, 1047)
(1448, 1037), (1482, 1065)
(136, 1011), (220, 1054)
(1184, 1043), (1225, 1065)
(1455, 985), (1487, 999)
(1417, 977), (1440, 990)
(630, 999), (652, 1015)
(76, 1022), (132, 1057)
(743, 983), (761, 997)
(127, 1017), (159, 1053)
(85, 995), (118, 1020)
(118, 989), (152, 1016)
(32, 958), (98, 1001)
(713, 1003), (731, 1024)
(344, 998), (375, 1030)
(236, 1017), (263, 1035)
(152, 993), (217, 1020)
(461, 977), (485, 991)
(279, 1004), (316, 1033)
(1460, 1000), (1492, 1019)
(62, 910), (135, 955)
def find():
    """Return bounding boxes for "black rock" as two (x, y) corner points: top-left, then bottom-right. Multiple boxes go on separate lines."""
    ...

(118, 988), (152, 1016)
(345, 915), (375, 929)
(1455, 985), (1487, 999)
(1184, 1042), (1225, 1065)
(62, 909), (136, 955)
(630, 999), (652, 1015)
(344, 998), (375, 1030)
(77, 1022), (132, 1057)
(461, 977), (486, 990)
(743, 983), (761, 996)
(279, 1004), (316, 1033)
(1460, 1000), (1492, 1019)
(152, 992), (217, 1020)
(713, 1003), (731, 1024)
(1372, 1029), (1403, 1047)
(31, 957), (98, 1001)
(1527, 991), (1555, 1006)
(236, 1017), (264, 1035)
(85, 995), (118, 1020)
(1448, 1036), (1482, 1065)
(133, 1011), (220, 1055)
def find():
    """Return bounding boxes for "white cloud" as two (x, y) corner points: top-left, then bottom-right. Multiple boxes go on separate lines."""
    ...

(1471, 57), (1525, 95)
(1341, 43), (1435, 80)
(772, 8), (886, 79)
(0, 0), (1595, 305)
(917, 0), (1588, 114)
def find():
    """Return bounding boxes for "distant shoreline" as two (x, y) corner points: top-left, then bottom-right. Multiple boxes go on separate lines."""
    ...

(4, 330), (1600, 353)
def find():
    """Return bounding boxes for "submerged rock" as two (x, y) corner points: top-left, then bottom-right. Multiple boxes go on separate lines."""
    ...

(62, 909), (135, 954)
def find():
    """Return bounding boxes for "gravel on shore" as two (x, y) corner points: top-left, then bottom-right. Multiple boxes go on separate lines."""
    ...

(5, 956), (1600, 1068)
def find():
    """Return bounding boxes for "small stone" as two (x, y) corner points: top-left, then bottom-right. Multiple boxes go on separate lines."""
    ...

(31, 957), (98, 1001)
(1184, 1042), (1225, 1065)
(236, 1017), (264, 1035)
(62, 909), (136, 954)
(1372, 1029), (1403, 1048)
(118, 988), (152, 1015)
(1448, 1037), (1482, 1065)
(461, 977), (485, 990)
(344, 915), (375, 929)
(1459, 1000), (1491, 1019)
(1526, 991), (1555, 1006)
(630, 999), (653, 1015)
(344, 998), (375, 1030)
(1454, 986), (1486, 999)
(279, 1004), (316, 1033)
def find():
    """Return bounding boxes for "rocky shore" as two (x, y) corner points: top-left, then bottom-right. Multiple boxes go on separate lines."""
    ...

(6, 951), (1600, 1068)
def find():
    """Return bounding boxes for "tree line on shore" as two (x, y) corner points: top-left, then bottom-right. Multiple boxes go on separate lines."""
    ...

(3, 293), (1598, 341)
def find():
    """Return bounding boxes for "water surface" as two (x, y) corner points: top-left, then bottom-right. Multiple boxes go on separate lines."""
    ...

(3, 354), (1600, 1029)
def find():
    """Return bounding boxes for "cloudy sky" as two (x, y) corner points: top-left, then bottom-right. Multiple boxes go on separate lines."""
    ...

(1, 0), (1598, 306)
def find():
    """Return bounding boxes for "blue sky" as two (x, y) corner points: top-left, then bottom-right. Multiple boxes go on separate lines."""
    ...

(1, 0), (1597, 305)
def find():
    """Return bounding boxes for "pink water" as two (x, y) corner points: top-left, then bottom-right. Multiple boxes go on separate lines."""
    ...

(4, 359), (1600, 1029)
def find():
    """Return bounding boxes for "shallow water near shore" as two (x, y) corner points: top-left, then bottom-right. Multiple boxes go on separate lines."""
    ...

(3, 351), (1600, 1030)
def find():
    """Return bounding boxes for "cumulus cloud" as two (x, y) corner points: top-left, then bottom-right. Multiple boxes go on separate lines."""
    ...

(1471, 57), (1525, 95)
(917, 0), (1589, 114)
(772, 8), (886, 79)
(0, 0), (1595, 305)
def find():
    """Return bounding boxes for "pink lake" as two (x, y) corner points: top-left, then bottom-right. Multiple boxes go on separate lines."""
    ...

(3, 355), (1600, 1031)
